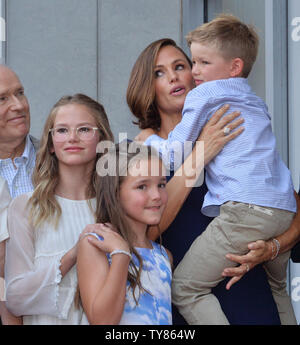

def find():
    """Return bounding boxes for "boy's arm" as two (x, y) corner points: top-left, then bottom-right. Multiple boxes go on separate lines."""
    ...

(146, 88), (222, 171)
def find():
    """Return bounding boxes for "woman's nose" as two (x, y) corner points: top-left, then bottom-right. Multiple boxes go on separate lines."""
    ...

(168, 71), (178, 83)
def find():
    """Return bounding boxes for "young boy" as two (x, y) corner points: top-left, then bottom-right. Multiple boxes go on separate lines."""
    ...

(144, 14), (297, 324)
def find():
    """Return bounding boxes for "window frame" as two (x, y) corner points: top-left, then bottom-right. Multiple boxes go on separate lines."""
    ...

(0, 0), (6, 64)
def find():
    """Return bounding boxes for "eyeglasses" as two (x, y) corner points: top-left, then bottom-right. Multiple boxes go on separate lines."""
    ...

(49, 125), (99, 142)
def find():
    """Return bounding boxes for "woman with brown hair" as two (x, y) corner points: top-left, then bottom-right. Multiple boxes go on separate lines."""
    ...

(5, 94), (113, 324)
(127, 38), (300, 324)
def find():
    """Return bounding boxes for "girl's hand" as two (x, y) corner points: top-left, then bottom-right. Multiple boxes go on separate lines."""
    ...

(69, 226), (96, 260)
(198, 104), (245, 165)
(84, 223), (130, 254)
(222, 239), (273, 290)
(60, 226), (97, 277)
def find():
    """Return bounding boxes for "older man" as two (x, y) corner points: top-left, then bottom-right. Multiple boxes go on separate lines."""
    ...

(0, 65), (38, 324)
(0, 65), (39, 198)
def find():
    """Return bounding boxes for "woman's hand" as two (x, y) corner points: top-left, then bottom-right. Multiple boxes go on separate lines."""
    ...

(83, 223), (130, 255)
(198, 104), (245, 166)
(222, 239), (273, 290)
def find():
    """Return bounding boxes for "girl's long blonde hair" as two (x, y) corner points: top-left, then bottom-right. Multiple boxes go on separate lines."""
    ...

(28, 94), (114, 228)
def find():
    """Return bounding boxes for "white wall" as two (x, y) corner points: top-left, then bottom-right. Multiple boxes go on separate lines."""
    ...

(98, 0), (182, 140)
(0, 0), (5, 64)
(6, 0), (183, 141)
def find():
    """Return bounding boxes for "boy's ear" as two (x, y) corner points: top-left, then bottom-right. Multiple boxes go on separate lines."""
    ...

(230, 58), (244, 77)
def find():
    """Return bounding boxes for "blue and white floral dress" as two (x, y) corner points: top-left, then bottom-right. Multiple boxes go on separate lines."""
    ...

(115, 241), (172, 325)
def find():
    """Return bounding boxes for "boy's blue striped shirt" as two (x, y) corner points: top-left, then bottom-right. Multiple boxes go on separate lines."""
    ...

(145, 78), (296, 216)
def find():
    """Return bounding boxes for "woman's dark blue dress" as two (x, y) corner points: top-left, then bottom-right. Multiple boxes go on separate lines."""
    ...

(162, 179), (281, 325)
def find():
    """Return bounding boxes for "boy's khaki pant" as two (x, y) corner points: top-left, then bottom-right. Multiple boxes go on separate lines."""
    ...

(172, 201), (297, 325)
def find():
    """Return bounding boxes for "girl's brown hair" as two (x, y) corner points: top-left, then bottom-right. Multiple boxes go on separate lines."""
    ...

(28, 94), (114, 228)
(95, 141), (162, 304)
(127, 38), (192, 132)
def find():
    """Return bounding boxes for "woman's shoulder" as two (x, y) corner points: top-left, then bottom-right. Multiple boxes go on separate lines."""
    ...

(134, 128), (156, 143)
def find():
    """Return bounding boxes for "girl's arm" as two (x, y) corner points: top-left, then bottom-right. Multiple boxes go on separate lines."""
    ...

(223, 190), (300, 289)
(147, 106), (244, 240)
(77, 224), (130, 325)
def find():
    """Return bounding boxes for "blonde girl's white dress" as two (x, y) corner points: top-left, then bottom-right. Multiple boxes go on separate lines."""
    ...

(5, 193), (95, 325)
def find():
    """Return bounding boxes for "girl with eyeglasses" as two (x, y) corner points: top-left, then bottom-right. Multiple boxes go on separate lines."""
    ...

(4, 94), (113, 325)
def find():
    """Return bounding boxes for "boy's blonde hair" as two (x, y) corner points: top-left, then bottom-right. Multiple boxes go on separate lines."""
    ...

(186, 14), (259, 78)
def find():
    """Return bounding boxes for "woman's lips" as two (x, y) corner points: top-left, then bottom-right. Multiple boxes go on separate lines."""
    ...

(170, 85), (186, 96)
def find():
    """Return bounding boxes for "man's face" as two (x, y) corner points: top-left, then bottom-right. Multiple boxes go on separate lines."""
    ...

(0, 67), (30, 145)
